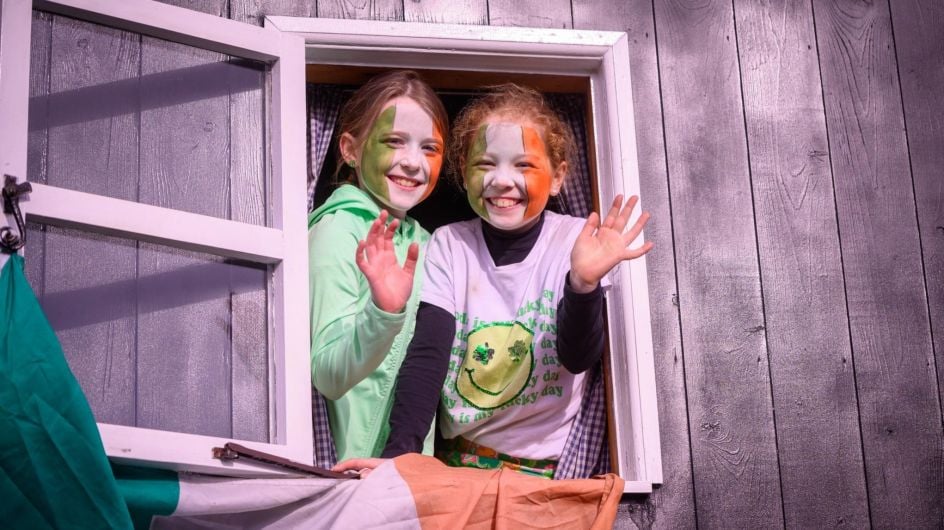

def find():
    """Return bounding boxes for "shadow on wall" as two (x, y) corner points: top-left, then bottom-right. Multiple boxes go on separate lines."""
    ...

(29, 59), (264, 131)
(37, 253), (265, 331)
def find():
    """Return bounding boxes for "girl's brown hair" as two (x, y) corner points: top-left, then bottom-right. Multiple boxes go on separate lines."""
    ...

(334, 70), (448, 182)
(447, 83), (576, 187)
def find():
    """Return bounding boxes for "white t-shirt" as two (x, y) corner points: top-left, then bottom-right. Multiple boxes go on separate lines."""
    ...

(421, 212), (588, 461)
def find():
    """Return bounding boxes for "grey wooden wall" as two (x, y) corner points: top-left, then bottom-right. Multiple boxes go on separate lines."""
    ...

(17, 0), (944, 528)
(24, 5), (272, 443)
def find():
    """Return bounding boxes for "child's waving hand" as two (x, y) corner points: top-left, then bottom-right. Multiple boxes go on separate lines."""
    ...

(569, 194), (653, 294)
(355, 210), (420, 313)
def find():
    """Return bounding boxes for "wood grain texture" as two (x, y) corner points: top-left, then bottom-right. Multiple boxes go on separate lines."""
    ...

(572, 0), (695, 528)
(27, 11), (50, 189)
(653, 0), (783, 527)
(813, 0), (943, 526)
(137, 34), (234, 438)
(43, 16), (140, 427)
(316, 0), (402, 21)
(890, 0), (944, 436)
(155, 0), (228, 17)
(230, 0), (316, 27)
(734, 1), (870, 527)
(404, 0), (487, 25)
(229, 58), (269, 442)
(25, 11), (52, 296)
(487, 0), (572, 29)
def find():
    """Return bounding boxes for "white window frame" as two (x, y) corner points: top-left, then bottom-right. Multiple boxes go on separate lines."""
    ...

(266, 16), (663, 493)
(0, 0), (312, 476)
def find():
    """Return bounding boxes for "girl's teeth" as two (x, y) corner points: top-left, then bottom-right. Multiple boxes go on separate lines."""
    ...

(491, 198), (518, 208)
(391, 177), (418, 188)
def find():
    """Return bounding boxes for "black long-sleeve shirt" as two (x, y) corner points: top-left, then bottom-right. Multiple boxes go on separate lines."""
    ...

(382, 213), (604, 457)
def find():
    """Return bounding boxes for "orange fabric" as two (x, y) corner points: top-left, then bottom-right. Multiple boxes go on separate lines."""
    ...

(393, 454), (623, 530)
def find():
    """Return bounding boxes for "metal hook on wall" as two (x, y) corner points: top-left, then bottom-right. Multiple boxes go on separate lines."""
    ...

(1, 175), (32, 254)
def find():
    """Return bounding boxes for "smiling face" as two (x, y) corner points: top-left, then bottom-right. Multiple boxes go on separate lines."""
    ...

(354, 97), (444, 216)
(464, 120), (562, 232)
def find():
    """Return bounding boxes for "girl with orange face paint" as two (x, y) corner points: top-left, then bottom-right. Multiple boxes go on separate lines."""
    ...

(335, 84), (654, 481)
(308, 71), (447, 464)
(464, 121), (557, 232)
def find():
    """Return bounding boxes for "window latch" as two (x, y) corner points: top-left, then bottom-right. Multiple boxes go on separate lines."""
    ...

(1, 175), (31, 254)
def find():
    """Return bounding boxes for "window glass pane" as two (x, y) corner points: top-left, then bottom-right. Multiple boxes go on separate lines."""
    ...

(25, 222), (271, 442)
(27, 10), (268, 227)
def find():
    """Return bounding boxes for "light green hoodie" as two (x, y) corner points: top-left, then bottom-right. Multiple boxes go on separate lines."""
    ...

(308, 184), (432, 461)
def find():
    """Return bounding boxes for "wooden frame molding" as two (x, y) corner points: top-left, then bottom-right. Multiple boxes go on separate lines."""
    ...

(267, 16), (662, 492)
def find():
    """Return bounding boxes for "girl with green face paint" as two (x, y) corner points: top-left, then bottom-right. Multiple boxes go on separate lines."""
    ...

(336, 84), (655, 481)
(343, 97), (444, 219)
(308, 71), (448, 464)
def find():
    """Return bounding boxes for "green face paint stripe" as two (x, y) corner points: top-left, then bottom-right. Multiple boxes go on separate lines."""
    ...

(361, 106), (397, 201)
(465, 125), (490, 220)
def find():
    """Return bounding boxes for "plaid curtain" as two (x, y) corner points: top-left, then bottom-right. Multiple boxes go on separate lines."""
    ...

(555, 362), (611, 479)
(307, 84), (346, 213)
(307, 84), (345, 467)
(546, 93), (593, 219)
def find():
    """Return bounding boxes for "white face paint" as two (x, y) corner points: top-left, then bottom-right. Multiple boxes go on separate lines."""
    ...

(480, 123), (529, 230)
(358, 97), (443, 217)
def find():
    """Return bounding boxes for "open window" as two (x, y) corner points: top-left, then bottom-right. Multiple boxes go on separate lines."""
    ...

(0, 0), (311, 476)
(271, 17), (663, 492)
(1, 0), (660, 491)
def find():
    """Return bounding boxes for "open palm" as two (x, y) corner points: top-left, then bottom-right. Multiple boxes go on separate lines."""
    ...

(355, 211), (419, 314)
(570, 195), (653, 293)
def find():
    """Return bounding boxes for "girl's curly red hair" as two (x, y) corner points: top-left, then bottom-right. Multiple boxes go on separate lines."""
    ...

(448, 83), (576, 186)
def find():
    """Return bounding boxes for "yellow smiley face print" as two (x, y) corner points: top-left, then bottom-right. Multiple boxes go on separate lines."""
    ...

(456, 321), (535, 410)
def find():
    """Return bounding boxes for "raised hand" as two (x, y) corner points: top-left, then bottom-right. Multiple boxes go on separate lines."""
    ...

(569, 195), (653, 293)
(355, 210), (420, 313)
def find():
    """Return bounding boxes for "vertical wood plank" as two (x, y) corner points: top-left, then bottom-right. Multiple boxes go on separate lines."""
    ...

(813, 0), (943, 527)
(653, 0), (783, 527)
(404, 0), (487, 25)
(229, 58), (269, 442)
(572, 0), (696, 528)
(316, 0), (402, 21)
(177, 0), (275, 442)
(43, 16), (140, 426)
(891, 0), (944, 432)
(487, 0), (571, 29)
(734, 1), (870, 527)
(136, 35), (233, 438)
(229, 0), (316, 27)
(25, 10), (52, 296)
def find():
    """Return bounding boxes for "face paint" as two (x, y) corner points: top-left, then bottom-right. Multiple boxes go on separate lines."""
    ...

(358, 97), (443, 216)
(463, 121), (554, 232)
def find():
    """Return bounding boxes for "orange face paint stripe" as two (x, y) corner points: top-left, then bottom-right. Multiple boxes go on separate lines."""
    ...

(421, 128), (444, 202)
(521, 126), (553, 219)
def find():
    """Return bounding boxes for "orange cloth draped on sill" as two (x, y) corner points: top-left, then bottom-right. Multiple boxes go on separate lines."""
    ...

(394, 453), (622, 530)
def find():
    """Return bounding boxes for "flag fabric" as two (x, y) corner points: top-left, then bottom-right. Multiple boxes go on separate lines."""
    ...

(1, 253), (623, 529)
(145, 454), (623, 529)
(0, 254), (133, 528)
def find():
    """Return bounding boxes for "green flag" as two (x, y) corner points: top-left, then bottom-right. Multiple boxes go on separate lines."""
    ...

(0, 254), (133, 528)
